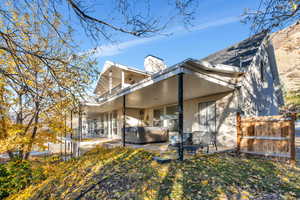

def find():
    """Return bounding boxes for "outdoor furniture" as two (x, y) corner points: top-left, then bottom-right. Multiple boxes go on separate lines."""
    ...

(168, 133), (193, 146)
(192, 131), (218, 153)
(168, 131), (218, 154)
(168, 133), (201, 155)
(123, 126), (169, 144)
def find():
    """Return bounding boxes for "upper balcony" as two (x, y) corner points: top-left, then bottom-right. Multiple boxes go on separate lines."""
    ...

(94, 61), (150, 103)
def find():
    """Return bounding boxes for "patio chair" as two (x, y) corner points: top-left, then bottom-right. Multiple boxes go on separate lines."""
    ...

(168, 133), (193, 147)
(168, 133), (201, 155)
(192, 131), (218, 153)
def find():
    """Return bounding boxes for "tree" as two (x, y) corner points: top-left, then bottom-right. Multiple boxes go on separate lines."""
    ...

(0, 0), (200, 97)
(243, 0), (300, 33)
(0, 5), (96, 159)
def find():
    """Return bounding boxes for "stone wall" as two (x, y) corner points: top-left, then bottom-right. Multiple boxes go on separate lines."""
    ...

(271, 22), (300, 94)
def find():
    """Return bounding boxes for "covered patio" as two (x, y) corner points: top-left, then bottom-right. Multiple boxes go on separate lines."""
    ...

(84, 59), (242, 160)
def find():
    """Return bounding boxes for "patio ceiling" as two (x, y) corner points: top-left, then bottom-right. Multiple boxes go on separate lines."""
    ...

(85, 72), (236, 116)
(124, 73), (233, 108)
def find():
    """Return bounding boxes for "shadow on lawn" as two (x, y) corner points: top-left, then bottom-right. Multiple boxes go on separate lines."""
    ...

(76, 149), (158, 200)
(25, 149), (300, 200)
(156, 164), (178, 199)
(179, 155), (300, 199)
(79, 152), (300, 199)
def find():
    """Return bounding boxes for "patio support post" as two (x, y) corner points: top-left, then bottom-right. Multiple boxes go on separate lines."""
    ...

(79, 105), (82, 141)
(78, 105), (82, 156)
(178, 73), (184, 161)
(122, 95), (126, 147)
(64, 112), (67, 158)
(109, 70), (112, 94)
(70, 110), (73, 156)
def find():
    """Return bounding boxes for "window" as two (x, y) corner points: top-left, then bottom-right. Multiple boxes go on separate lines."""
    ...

(198, 101), (216, 134)
(99, 114), (104, 135)
(153, 108), (163, 127)
(260, 60), (264, 82)
(112, 111), (118, 135)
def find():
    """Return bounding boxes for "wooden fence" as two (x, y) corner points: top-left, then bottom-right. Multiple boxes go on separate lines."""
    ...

(236, 113), (296, 163)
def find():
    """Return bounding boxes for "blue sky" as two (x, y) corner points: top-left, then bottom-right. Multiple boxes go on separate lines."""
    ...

(76, 0), (262, 71)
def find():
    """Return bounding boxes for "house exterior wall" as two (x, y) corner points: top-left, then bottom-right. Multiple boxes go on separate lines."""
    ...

(106, 91), (238, 147)
(81, 91), (239, 148)
(240, 38), (284, 116)
(182, 91), (238, 147)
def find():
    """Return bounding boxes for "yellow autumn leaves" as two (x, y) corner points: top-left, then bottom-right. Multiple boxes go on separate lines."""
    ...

(0, 2), (97, 159)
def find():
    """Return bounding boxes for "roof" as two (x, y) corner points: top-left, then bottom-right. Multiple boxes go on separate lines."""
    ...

(201, 31), (268, 68)
(101, 61), (148, 76)
(87, 59), (240, 107)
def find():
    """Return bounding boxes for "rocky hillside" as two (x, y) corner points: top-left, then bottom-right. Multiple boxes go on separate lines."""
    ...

(271, 21), (300, 103)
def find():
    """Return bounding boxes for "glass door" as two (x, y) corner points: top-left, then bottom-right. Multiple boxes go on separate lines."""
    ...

(166, 105), (178, 131)
(198, 101), (216, 136)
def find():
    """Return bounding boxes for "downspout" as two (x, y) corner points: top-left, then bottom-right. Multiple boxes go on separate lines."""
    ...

(178, 73), (184, 161)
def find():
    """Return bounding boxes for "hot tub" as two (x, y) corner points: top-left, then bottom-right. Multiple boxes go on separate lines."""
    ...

(123, 126), (169, 144)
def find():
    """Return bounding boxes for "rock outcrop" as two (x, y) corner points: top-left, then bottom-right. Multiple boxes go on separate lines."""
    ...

(271, 21), (300, 94)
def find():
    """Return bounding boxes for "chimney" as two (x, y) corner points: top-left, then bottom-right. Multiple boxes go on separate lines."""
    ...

(144, 55), (166, 73)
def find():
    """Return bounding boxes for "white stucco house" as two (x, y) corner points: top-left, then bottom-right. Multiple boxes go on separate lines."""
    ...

(73, 31), (283, 152)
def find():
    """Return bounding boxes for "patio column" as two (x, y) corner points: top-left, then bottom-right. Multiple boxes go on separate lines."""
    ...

(78, 105), (82, 141)
(122, 95), (126, 147)
(109, 70), (112, 94)
(70, 110), (73, 156)
(77, 105), (82, 157)
(178, 73), (184, 161)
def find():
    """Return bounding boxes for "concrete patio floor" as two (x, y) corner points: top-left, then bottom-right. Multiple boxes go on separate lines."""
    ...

(99, 138), (234, 160)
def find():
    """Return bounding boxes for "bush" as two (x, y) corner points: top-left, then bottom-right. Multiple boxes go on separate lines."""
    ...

(0, 160), (46, 199)
(0, 164), (9, 199)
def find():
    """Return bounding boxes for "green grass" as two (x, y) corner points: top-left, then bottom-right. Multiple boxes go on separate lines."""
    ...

(8, 146), (300, 200)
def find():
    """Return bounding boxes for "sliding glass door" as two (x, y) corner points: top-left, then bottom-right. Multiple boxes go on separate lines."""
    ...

(198, 101), (216, 136)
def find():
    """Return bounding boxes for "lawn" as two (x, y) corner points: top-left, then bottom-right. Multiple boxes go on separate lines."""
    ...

(8, 146), (300, 200)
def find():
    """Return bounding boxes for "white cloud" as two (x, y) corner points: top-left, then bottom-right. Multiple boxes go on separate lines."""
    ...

(191, 16), (240, 31)
(92, 16), (241, 57)
(92, 36), (160, 57)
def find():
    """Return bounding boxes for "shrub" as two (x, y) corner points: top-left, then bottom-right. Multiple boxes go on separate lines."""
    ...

(0, 164), (9, 199)
(0, 160), (46, 199)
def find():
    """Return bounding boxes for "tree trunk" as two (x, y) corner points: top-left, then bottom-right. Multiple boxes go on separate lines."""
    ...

(24, 103), (40, 160)
(17, 93), (24, 159)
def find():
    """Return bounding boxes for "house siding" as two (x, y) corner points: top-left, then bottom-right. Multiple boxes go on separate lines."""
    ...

(183, 91), (238, 147)
(240, 38), (284, 116)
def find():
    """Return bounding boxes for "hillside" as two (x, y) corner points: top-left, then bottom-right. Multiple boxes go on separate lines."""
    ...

(271, 21), (300, 106)
(8, 146), (300, 200)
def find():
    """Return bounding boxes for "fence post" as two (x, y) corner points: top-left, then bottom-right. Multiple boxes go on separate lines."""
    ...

(290, 113), (296, 165)
(236, 112), (242, 153)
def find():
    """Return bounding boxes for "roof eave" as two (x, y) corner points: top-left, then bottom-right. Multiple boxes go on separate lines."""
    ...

(185, 59), (245, 75)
